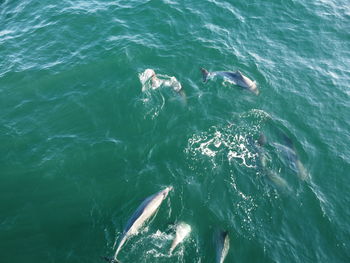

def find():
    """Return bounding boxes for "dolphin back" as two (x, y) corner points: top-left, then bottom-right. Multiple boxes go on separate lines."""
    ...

(113, 200), (151, 259)
(113, 189), (168, 261)
(122, 193), (157, 235)
(216, 231), (230, 263)
(280, 133), (295, 150)
(221, 71), (240, 79)
(169, 222), (191, 254)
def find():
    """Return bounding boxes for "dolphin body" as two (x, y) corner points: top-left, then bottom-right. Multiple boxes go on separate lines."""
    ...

(140, 69), (183, 93)
(257, 133), (308, 182)
(275, 135), (308, 180)
(273, 142), (308, 180)
(109, 186), (173, 263)
(215, 230), (230, 263)
(260, 151), (289, 189)
(139, 69), (187, 103)
(169, 222), (191, 254)
(201, 68), (259, 95)
(253, 134), (290, 189)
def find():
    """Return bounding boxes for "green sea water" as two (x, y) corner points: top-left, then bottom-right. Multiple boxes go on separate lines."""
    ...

(1, 0), (349, 262)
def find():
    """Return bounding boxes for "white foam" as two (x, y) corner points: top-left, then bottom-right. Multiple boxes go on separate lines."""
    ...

(139, 69), (182, 92)
(186, 126), (258, 169)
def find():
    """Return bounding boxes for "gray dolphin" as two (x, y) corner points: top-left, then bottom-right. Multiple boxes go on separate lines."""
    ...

(276, 134), (308, 180)
(257, 132), (308, 182)
(246, 134), (289, 190)
(106, 186), (173, 263)
(201, 68), (259, 95)
(169, 222), (191, 254)
(215, 230), (230, 263)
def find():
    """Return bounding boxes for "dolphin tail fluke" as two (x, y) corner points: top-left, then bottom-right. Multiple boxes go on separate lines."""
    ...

(200, 68), (209, 83)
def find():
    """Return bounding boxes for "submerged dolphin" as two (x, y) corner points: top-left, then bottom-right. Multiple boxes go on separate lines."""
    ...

(169, 222), (191, 254)
(200, 68), (259, 95)
(254, 134), (290, 189)
(108, 186), (173, 263)
(276, 134), (308, 180)
(257, 132), (308, 182)
(215, 230), (230, 263)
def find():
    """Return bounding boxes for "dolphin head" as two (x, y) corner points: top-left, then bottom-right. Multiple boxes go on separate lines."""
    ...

(161, 186), (173, 199)
(249, 82), (259, 95)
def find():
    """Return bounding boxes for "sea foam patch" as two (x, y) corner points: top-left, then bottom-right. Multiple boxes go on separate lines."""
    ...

(138, 69), (182, 119)
(185, 109), (270, 170)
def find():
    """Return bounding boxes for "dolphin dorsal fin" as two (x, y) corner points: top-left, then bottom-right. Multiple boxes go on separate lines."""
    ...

(200, 68), (209, 83)
(236, 70), (243, 77)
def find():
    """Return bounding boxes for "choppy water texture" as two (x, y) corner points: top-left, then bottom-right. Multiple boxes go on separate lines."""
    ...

(1, 0), (349, 262)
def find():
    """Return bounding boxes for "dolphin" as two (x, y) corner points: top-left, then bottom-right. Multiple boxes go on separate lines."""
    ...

(258, 132), (308, 181)
(249, 134), (289, 190)
(215, 230), (230, 263)
(200, 68), (259, 95)
(169, 222), (191, 254)
(107, 186), (173, 263)
(139, 69), (187, 103)
(139, 69), (183, 93)
(273, 142), (306, 179)
(276, 134), (308, 180)
(266, 169), (289, 189)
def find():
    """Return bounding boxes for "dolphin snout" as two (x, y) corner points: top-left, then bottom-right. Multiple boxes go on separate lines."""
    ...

(163, 186), (173, 196)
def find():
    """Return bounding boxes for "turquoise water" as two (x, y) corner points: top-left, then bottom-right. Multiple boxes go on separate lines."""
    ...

(1, 0), (349, 262)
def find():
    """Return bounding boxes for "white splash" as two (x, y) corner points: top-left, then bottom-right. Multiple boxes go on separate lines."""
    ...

(139, 68), (182, 92)
(170, 222), (191, 254)
(186, 126), (258, 169)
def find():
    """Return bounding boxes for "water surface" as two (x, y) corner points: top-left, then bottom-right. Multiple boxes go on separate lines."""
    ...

(1, 0), (349, 262)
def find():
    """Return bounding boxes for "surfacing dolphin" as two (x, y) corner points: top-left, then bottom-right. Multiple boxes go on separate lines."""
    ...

(104, 186), (173, 263)
(169, 222), (191, 254)
(215, 230), (230, 263)
(139, 69), (187, 102)
(200, 68), (259, 95)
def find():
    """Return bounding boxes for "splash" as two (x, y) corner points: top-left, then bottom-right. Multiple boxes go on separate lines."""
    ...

(170, 222), (191, 254)
(139, 69), (157, 92)
(138, 69), (182, 119)
(140, 91), (165, 120)
(186, 126), (259, 170)
(185, 109), (270, 170)
(139, 69), (182, 92)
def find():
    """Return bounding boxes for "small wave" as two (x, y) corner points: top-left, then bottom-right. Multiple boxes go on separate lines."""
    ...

(208, 0), (245, 22)
(139, 90), (166, 120)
